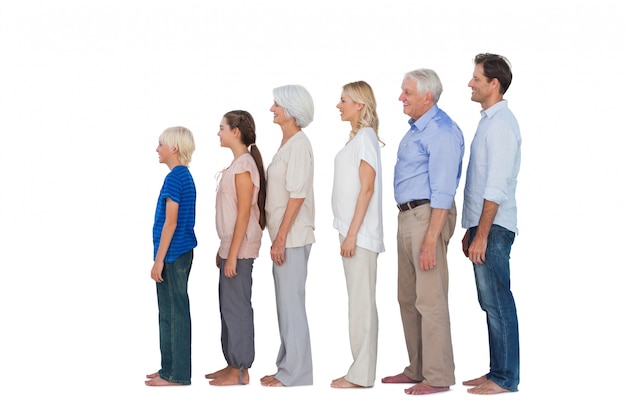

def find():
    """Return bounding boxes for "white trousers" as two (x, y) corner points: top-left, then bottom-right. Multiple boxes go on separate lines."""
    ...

(340, 234), (379, 387)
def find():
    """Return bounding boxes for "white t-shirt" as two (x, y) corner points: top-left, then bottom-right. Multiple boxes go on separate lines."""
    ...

(331, 127), (384, 253)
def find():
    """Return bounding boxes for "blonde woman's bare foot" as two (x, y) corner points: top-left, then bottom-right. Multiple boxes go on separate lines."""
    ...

(209, 368), (249, 386)
(146, 372), (159, 379)
(205, 365), (233, 379)
(145, 376), (182, 386)
(261, 375), (285, 387)
(404, 382), (449, 395)
(381, 372), (419, 384)
(330, 376), (366, 389)
(467, 379), (511, 395)
(463, 375), (488, 386)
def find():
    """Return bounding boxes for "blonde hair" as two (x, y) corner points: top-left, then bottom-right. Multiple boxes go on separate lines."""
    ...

(342, 81), (384, 145)
(159, 126), (196, 166)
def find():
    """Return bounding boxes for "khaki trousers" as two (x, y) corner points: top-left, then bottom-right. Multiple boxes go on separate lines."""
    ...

(396, 203), (456, 387)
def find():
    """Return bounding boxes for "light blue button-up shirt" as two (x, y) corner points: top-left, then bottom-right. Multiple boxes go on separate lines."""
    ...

(462, 100), (521, 234)
(393, 105), (464, 210)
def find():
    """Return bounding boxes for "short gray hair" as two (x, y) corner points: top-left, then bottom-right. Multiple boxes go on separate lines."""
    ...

(404, 69), (443, 103)
(272, 84), (314, 128)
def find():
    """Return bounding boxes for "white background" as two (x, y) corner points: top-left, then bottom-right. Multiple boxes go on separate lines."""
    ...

(1, 0), (624, 415)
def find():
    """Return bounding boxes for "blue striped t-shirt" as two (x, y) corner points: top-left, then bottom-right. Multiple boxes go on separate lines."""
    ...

(153, 165), (197, 262)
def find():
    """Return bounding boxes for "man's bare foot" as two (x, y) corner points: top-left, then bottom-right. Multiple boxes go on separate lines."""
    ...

(146, 372), (159, 379)
(463, 375), (488, 386)
(260, 375), (285, 387)
(467, 379), (511, 395)
(381, 372), (420, 384)
(209, 367), (249, 386)
(145, 376), (182, 386)
(205, 365), (232, 379)
(404, 382), (449, 395)
(331, 376), (367, 389)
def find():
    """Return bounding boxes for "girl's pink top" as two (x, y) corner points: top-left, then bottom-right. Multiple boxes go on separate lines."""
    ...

(215, 153), (262, 259)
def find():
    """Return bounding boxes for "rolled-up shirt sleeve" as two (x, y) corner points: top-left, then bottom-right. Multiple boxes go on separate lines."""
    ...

(483, 119), (519, 205)
(428, 125), (465, 209)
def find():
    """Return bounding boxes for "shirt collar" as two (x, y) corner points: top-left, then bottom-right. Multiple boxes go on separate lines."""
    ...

(480, 99), (508, 119)
(409, 104), (439, 131)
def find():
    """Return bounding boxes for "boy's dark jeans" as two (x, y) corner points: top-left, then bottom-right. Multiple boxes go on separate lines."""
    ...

(156, 249), (193, 384)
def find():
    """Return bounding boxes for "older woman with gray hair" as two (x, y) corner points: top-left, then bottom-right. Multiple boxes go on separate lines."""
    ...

(261, 85), (315, 387)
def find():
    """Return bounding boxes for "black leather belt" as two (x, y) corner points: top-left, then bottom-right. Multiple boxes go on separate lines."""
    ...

(397, 199), (430, 212)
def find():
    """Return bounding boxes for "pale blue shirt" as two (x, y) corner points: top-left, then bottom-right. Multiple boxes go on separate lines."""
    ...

(393, 105), (464, 209)
(462, 100), (521, 234)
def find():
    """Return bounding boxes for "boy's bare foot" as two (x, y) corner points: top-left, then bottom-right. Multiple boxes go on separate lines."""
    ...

(467, 379), (511, 395)
(381, 372), (420, 384)
(145, 376), (182, 386)
(463, 375), (488, 386)
(209, 367), (249, 386)
(404, 382), (449, 395)
(205, 365), (233, 379)
(330, 376), (366, 389)
(146, 372), (159, 379)
(260, 375), (285, 387)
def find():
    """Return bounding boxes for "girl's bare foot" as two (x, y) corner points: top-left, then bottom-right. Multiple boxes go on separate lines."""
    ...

(330, 376), (366, 389)
(467, 379), (511, 395)
(463, 375), (488, 386)
(205, 365), (233, 379)
(209, 367), (249, 386)
(146, 372), (159, 379)
(145, 376), (182, 386)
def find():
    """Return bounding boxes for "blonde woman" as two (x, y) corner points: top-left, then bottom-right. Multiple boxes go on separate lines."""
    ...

(331, 81), (384, 388)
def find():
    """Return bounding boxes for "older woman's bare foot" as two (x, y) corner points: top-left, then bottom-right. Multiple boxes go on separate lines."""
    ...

(145, 375), (182, 386)
(261, 375), (285, 387)
(463, 375), (488, 386)
(260, 374), (276, 384)
(467, 379), (511, 395)
(331, 376), (366, 389)
(381, 372), (419, 384)
(146, 372), (159, 379)
(209, 367), (249, 386)
(205, 365), (232, 379)
(404, 382), (449, 395)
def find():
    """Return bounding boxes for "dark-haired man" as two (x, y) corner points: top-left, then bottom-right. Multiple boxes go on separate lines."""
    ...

(462, 53), (521, 395)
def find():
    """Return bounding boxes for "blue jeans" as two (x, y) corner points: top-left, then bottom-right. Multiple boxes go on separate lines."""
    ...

(156, 249), (193, 385)
(469, 225), (519, 391)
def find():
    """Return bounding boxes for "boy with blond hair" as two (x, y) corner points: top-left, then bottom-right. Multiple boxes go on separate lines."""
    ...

(145, 126), (197, 386)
